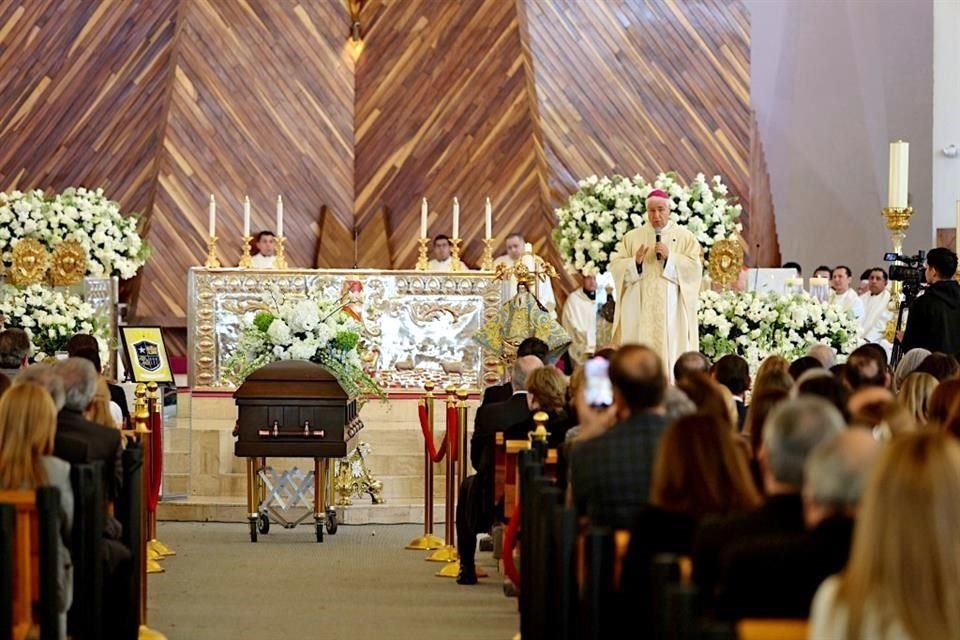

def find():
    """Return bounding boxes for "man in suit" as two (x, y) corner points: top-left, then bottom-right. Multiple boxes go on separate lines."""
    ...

(569, 344), (669, 529)
(0, 327), (31, 379)
(52, 358), (124, 501)
(693, 397), (844, 605)
(713, 354), (750, 430)
(456, 355), (543, 584)
(672, 350), (710, 383)
(715, 429), (880, 618)
(480, 337), (549, 406)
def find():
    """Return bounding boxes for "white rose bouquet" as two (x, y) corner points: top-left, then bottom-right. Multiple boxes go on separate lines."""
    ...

(0, 187), (149, 279)
(0, 284), (108, 361)
(225, 293), (383, 399)
(698, 290), (860, 370)
(553, 172), (742, 275)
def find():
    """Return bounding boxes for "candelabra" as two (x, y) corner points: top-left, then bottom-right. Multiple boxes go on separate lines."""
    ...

(480, 238), (495, 271)
(449, 237), (462, 272)
(415, 237), (430, 271)
(204, 236), (220, 268)
(881, 206), (913, 343)
(238, 235), (253, 268)
(274, 236), (288, 269)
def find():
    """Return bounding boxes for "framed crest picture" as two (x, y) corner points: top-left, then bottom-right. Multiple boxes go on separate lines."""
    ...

(120, 326), (174, 383)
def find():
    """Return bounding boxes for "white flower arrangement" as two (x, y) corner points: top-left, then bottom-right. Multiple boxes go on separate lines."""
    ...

(0, 284), (108, 362)
(553, 172), (742, 275)
(0, 187), (149, 279)
(225, 292), (383, 398)
(698, 290), (861, 370)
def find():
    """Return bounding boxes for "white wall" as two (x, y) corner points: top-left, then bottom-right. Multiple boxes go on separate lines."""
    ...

(748, 0), (934, 273)
(933, 0), (960, 241)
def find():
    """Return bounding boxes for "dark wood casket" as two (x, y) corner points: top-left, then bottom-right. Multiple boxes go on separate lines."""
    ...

(234, 360), (364, 542)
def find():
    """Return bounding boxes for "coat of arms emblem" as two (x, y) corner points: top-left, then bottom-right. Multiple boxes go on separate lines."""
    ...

(134, 340), (162, 372)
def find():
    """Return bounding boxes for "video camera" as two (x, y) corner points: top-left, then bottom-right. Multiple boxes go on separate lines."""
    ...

(884, 250), (925, 287)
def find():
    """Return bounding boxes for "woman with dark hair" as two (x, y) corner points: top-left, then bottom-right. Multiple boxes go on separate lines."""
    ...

(913, 352), (960, 382)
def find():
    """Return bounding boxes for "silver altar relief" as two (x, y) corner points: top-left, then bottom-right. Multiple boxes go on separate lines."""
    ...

(187, 268), (503, 391)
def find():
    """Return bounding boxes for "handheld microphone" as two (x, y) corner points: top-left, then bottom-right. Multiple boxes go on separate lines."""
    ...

(655, 229), (663, 261)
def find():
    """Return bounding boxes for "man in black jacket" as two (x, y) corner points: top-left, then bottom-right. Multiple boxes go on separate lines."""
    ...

(456, 355), (543, 584)
(480, 337), (549, 406)
(901, 247), (960, 354)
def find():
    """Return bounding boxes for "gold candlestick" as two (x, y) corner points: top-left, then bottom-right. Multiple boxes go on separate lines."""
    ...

(238, 235), (253, 268)
(204, 236), (220, 268)
(416, 237), (430, 271)
(449, 237), (462, 271)
(480, 237), (495, 271)
(274, 235), (288, 269)
(881, 206), (913, 342)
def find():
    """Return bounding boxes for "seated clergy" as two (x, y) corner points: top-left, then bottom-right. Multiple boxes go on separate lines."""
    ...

(560, 271), (598, 367)
(859, 267), (892, 351)
(427, 234), (453, 271)
(829, 265), (864, 319)
(493, 233), (557, 318)
(250, 230), (277, 268)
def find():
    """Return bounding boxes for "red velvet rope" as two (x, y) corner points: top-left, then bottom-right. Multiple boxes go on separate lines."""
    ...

(502, 503), (521, 587)
(446, 404), (459, 462)
(148, 405), (163, 513)
(417, 402), (448, 463)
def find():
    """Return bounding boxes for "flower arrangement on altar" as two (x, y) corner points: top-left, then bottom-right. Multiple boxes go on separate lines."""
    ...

(552, 172), (743, 275)
(0, 187), (149, 279)
(698, 290), (861, 370)
(0, 284), (108, 361)
(225, 293), (383, 399)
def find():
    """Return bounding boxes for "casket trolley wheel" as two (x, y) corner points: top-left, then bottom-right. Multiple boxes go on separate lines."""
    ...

(257, 512), (270, 535)
(326, 508), (338, 535)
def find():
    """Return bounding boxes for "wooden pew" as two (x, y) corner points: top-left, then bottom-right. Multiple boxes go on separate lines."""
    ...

(494, 433), (558, 519)
(67, 463), (105, 640)
(0, 487), (62, 640)
(736, 619), (809, 640)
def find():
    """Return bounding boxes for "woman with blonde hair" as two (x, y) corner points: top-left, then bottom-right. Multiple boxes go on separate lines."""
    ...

(896, 372), (938, 427)
(0, 383), (73, 638)
(525, 365), (573, 445)
(86, 375), (123, 431)
(811, 432), (960, 639)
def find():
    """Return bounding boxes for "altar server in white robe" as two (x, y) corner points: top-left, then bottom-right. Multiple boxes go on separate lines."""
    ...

(829, 265), (864, 319)
(561, 272), (599, 367)
(608, 189), (702, 371)
(493, 233), (557, 317)
(250, 230), (277, 268)
(427, 235), (453, 271)
(859, 267), (892, 350)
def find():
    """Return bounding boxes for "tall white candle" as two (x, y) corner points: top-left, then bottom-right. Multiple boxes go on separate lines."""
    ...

(208, 194), (216, 237)
(276, 195), (283, 237)
(421, 198), (428, 238)
(887, 141), (909, 208)
(485, 197), (492, 239)
(243, 195), (251, 237)
(452, 197), (460, 238)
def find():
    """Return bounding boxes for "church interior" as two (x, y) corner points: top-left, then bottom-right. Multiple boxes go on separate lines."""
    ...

(1, 1), (960, 639)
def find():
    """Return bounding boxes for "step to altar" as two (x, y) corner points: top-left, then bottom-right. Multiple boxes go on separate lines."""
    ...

(157, 496), (448, 526)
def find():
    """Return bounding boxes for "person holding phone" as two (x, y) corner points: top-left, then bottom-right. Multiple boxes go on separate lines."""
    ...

(608, 189), (702, 378)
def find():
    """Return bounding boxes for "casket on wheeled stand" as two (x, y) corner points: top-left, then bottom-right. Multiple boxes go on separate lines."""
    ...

(234, 360), (363, 542)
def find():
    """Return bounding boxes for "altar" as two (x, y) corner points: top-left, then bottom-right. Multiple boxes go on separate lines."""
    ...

(187, 267), (504, 392)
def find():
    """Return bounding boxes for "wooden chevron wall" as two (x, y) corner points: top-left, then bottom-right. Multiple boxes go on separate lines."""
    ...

(1, 0), (771, 352)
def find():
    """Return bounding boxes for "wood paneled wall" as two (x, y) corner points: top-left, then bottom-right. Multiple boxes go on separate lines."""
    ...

(1, 0), (770, 344)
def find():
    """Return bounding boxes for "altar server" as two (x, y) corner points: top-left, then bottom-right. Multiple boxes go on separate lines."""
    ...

(830, 266), (865, 320)
(493, 233), (557, 317)
(251, 230), (277, 268)
(561, 272), (598, 367)
(609, 189), (702, 373)
(427, 235), (453, 271)
(859, 267), (892, 351)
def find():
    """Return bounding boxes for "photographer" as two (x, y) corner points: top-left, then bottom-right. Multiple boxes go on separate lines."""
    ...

(900, 248), (960, 354)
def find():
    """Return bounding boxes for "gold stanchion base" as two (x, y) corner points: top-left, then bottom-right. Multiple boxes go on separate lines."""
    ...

(139, 624), (169, 640)
(146, 557), (165, 574)
(425, 544), (459, 563)
(436, 561), (488, 578)
(147, 546), (164, 563)
(149, 539), (176, 557)
(406, 533), (445, 550)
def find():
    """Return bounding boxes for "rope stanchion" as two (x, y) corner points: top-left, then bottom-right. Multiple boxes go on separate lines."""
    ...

(406, 383), (445, 550)
(427, 387), (460, 564)
(146, 382), (175, 558)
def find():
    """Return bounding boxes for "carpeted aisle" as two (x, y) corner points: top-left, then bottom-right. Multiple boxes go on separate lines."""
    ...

(149, 522), (518, 639)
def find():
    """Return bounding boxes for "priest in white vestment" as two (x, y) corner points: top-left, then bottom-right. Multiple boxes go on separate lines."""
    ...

(250, 230), (277, 268)
(829, 266), (864, 319)
(561, 273), (598, 367)
(608, 189), (702, 372)
(427, 235), (453, 271)
(859, 267), (892, 352)
(493, 233), (557, 317)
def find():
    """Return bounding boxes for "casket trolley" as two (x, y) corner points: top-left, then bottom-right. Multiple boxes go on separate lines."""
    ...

(234, 360), (363, 542)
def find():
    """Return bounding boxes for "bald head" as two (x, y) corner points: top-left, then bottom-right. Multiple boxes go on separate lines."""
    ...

(610, 344), (665, 413)
(803, 429), (882, 526)
(511, 355), (543, 392)
(806, 344), (836, 369)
